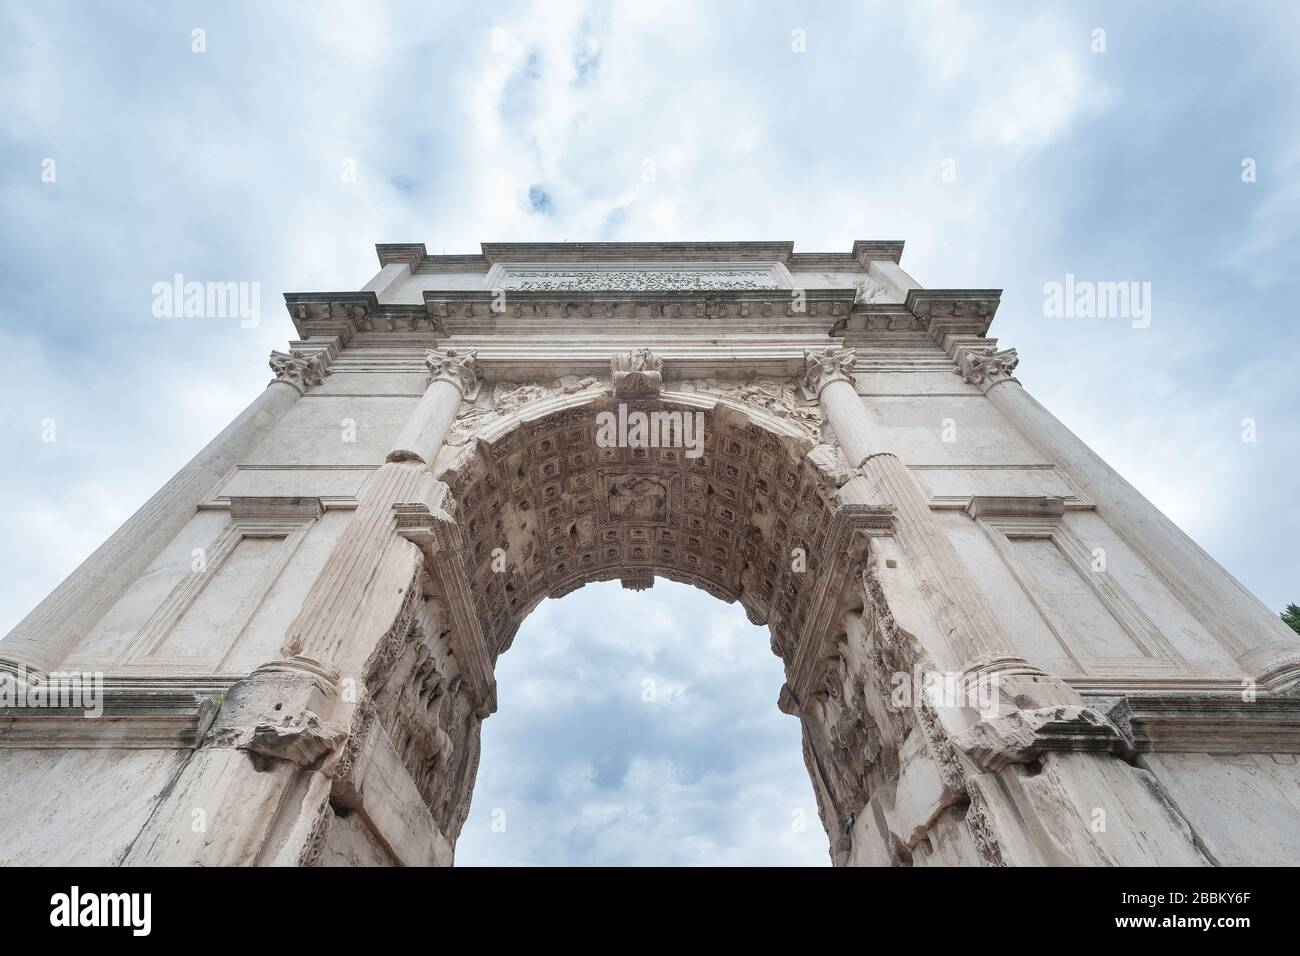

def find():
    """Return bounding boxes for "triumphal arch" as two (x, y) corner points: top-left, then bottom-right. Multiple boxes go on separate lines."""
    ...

(2, 241), (1298, 866)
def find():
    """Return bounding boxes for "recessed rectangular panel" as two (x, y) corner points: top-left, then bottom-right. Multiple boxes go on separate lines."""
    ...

(1011, 537), (1148, 660)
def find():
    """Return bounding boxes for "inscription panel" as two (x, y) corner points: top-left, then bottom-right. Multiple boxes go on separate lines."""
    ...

(492, 262), (784, 292)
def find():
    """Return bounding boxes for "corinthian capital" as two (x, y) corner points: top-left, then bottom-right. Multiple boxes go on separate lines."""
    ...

(268, 349), (328, 394)
(953, 346), (1019, 390)
(801, 347), (856, 399)
(426, 347), (480, 398)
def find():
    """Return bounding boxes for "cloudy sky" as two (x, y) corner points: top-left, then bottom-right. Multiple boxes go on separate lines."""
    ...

(1, 2), (1297, 865)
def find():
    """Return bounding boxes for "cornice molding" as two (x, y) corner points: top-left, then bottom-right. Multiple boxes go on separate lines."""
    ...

(374, 243), (430, 270)
(0, 687), (220, 749)
(480, 241), (797, 264)
(283, 292), (439, 339)
(1089, 693), (1300, 754)
(376, 240), (909, 274)
(906, 288), (1002, 339)
(851, 240), (906, 265)
(287, 286), (988, 343)
(952, 705), (1132, 771)
(423, 287), (858, 318)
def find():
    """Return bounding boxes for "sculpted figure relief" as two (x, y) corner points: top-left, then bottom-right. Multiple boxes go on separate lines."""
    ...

(680, 377), (824, 441)
(611, 348), (664, 396)
(364, 588), (482, 842)
(443, 375), (604, 447)
(607, 474), (670, 522)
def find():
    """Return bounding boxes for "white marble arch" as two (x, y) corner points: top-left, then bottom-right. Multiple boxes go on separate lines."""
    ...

(2, 240), (1297, 867)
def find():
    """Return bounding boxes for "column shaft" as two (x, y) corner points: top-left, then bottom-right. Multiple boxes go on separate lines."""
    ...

(388, 379), (462, 465)
(819, 375), (880, 469)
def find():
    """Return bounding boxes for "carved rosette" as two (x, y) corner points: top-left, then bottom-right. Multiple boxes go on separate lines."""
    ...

(952, 346), (1019, 390)
(268, 349), (329, 394)
(801, 346), (856, 399)
(426, 347), (481, 398)
(611, 347), (663, 397)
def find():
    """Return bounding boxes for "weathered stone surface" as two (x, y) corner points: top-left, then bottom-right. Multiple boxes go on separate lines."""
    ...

(891, 724), (965, 848)
(910, 806), (984, 867)
(953, 705), (1131, 771)
(1139, 752), (1300, 866)
(242, 710), (346, 771)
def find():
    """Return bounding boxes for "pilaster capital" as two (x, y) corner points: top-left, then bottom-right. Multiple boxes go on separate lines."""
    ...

(268, 349), (329, 394)
(611, 347), (663, 397)
(801, 346), (856, 400)
(425, 347), (480, 398)
(953, 345), (1019, 391)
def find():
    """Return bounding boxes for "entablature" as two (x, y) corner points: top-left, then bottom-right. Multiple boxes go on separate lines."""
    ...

(282, 286), (1007, 354)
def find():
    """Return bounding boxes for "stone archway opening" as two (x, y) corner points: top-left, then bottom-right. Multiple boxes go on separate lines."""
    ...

(452, 577), (828, 866)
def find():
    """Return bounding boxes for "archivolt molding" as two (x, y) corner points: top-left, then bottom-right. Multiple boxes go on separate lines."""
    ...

(675, 377), (824, 443)
(436, 389), (866, 663)
(440, 374), (837, 465)
(429, 383), (930, 863)
(442, 375), (607, 449)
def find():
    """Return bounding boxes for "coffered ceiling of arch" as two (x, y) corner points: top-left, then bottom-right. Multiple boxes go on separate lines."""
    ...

(439, 387), (859, 661)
